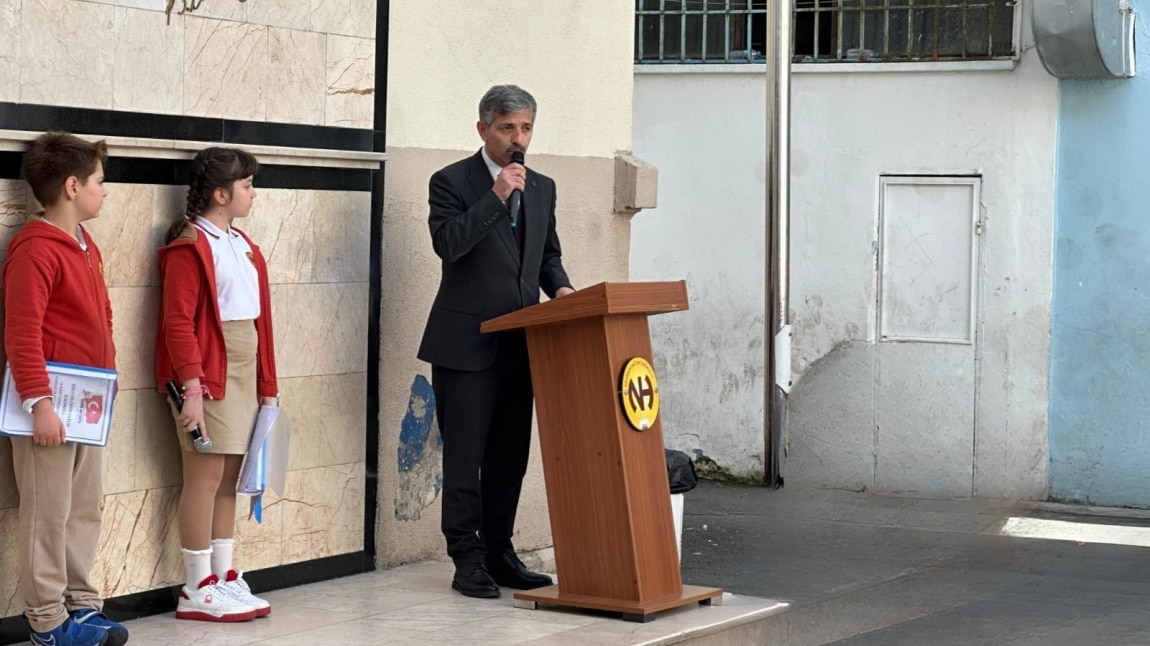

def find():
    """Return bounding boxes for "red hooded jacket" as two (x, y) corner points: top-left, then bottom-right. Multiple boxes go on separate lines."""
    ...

(155, 222), (278, 399)
(3, 217), (116, 401)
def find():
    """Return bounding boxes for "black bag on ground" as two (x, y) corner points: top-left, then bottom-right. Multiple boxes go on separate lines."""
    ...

(665, 449), (698, 494)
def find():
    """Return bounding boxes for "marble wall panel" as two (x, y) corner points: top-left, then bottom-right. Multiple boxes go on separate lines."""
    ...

(325, 35), (375, 129)
(93, 0), (170, 11)
(103, 389), (138, 496)
(93, 487), (183, 598)
(108, 287), (161, 391)
(312, 191), (371, 283)
(0, 508), (20, 616)
(21, 0), (116, 109)
(0, 181), (26, 255)
(113, 6), (185, 115)
(282, 462), (364, 563)
(184, 16), (268, 120)
(312, 0), (375, 38)
(271, 282), (368, 378)
(244, 190), (371, 284)
(268, 27), (327, 125)
(176, 0), (246, 23)
(280, 373), (366, 471)
(0, 439), (16, 510)
(243, 190), (317, 284)
(85, 184), (161, 288)
(0, 1), (20, 102)
(12, 0), (380, 125)
(245, 0), (315, 32)
(133, 388), (184, 491)
(233, 491), (286, 572)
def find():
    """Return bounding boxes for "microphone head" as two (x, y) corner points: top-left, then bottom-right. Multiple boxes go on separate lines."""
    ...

(510, 151), (525, 165)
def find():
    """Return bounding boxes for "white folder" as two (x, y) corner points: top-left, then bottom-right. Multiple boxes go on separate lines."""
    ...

(238, 405), (291, 521)
(0, 362), (118, 447)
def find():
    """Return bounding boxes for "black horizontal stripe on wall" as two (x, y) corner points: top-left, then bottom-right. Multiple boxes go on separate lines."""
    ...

(0, 152), (19, 181)
(0, 153), (371, 192)
(0, 102), (374, 153)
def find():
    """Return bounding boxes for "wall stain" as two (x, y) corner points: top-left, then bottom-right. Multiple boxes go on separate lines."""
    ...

(691, 451), (765, 485)
(395, 374), (443, 521)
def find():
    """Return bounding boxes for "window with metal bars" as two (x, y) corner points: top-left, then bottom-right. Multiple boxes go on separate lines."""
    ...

(634, 0), (1017, 64)
(635, 1), (768, 63)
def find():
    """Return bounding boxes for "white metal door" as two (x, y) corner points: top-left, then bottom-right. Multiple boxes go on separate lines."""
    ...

(876, 176), (981, 496)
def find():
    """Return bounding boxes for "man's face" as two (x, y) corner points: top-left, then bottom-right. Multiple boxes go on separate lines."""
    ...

(477, 109), (534, 167)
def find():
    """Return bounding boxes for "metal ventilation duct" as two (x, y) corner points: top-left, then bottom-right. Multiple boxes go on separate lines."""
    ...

(1033, 0), (1136, 78)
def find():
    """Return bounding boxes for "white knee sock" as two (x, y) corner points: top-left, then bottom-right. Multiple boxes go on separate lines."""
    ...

(211, 538), (235, 578)
(182, 548), (213, 589)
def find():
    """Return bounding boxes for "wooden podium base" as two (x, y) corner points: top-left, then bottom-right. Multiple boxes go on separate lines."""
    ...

(512, 585), (724, 623)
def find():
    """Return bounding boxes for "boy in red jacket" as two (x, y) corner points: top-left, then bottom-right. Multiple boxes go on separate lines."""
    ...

(4, 132), (128, 646)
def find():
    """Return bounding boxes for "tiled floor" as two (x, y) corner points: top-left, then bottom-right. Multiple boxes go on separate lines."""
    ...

(18, 561), (785, 645)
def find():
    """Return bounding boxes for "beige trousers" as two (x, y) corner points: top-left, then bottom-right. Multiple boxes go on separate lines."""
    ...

(11, 437), (104, 633)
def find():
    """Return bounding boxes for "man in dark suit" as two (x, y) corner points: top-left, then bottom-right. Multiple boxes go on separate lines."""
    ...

(418, 85), (575, 599)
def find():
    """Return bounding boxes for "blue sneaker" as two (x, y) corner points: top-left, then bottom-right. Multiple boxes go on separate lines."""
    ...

(29, 617), (108, 646)
(70, 609), (129, 646)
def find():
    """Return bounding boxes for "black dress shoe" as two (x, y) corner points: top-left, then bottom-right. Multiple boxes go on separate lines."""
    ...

(486, 550), (553, 590)
(452, 563), (501, 599)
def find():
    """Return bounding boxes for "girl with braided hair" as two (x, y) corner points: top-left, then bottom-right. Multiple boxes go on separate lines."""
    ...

(155, 147), (278, 622)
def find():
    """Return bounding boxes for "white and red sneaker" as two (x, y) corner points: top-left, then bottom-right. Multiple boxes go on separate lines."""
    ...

(221, 569), (271, 617)
(176, 574), (258, 622)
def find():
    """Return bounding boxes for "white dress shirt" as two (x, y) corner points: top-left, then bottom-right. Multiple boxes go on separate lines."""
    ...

(194, 217), (261, 322)
(480, 147), (504, 183)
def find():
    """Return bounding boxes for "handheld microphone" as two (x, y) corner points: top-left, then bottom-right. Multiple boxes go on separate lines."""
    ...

(165, 380), (213, 453)
(509, 150), (525, 228)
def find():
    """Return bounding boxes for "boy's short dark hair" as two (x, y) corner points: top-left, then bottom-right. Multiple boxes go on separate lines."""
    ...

(23, 132), (108, 207)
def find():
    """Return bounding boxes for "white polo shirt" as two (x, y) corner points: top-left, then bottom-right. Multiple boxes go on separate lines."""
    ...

(194, 217), (261, 321)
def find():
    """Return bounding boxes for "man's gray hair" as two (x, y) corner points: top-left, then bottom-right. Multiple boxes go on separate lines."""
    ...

(478, 85), (537, 125)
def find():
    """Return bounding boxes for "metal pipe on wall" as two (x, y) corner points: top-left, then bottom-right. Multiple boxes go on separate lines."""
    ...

(765, 0), (791, 488)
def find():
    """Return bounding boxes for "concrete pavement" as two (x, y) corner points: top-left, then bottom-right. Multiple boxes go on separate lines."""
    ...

(679, 481), (1150, 645)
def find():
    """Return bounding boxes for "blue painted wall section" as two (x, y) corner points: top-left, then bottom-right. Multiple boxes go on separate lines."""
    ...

(395, 374), (443, 520)
(1051, 3), (1150, 506)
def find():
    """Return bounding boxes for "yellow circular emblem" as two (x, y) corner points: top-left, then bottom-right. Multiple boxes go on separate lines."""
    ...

(620, 357), (659, 431)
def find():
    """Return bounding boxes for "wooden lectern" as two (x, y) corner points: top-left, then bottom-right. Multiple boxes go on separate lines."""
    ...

(481, 281), (723, 622)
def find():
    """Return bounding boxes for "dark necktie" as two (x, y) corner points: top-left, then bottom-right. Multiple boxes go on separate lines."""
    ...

(511, 196), (526, 256)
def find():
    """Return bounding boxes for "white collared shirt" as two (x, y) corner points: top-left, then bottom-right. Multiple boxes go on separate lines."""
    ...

(194, 217), (261, 321)
(480, 147), (503, 183)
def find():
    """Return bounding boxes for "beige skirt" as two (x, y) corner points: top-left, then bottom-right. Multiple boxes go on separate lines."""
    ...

(173, 319), (260, 455)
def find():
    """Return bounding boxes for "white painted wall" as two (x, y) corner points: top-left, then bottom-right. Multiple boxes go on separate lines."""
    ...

(631, 67), (768, 477)
(387, 0), (633, 157)
(633, 16), (1057, 496)
(381, 1), (639, 563)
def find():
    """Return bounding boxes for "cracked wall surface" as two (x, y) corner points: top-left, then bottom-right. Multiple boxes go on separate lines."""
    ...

(632, 71), (768, 478)
(785, 42), (1055, 498)
(633, 16), (1055, 498)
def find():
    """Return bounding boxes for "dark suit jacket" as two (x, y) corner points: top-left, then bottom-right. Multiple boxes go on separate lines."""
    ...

(418, 150), (572, 372)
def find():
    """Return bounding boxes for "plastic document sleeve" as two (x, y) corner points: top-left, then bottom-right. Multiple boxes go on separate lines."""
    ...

(0, 362), (118, 447)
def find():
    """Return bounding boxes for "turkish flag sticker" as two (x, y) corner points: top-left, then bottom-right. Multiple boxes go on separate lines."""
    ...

(84, 393), (104, 424)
